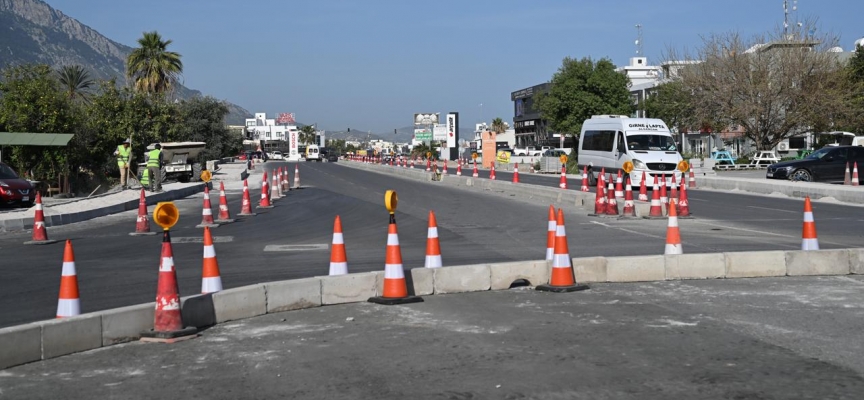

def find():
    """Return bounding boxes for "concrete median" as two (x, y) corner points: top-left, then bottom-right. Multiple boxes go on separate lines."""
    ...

(264, 278), (322, 313)
(40, 314), (102, 360)
(725, 250), (786, 278)
(410, 268), (434, 296)
(321, 272), (379, 304)
(434, 264), (491, 294)
(785, 249), (851, 276)
(607, 255), (666, 282)
(850, 249), (864, 274)
(212, 284), (267, 323)
(101, 303), (154, 346)
(489, 260), (547, 290)
(0, 323), (42, 370)
(572, 256), (607, 283)
(666, 253), (726, 280)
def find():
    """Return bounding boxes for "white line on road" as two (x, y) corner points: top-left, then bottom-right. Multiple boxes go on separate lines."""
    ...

(264, 244), (329, 252)
(172, 236), (234, 243)
(588, 221), (719, 251)
(746, 206), (798, 214)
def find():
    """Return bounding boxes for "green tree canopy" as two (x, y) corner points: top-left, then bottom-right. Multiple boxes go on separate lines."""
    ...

(169, 96), (237, 161)
(299, 125), (316, 145)
(490, 117), (507, 133)
(57, 65), (94, 103)
(839, 44), (864, 133)
(536, 56), (632, 143)
(126, 31), (183, 95)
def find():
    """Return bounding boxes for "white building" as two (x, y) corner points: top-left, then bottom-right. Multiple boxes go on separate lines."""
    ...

(244, 112), (301, 160)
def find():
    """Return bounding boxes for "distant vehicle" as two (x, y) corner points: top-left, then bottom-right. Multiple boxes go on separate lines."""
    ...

(0, 162), (34, 207)
(320, 147), (339, 162)
(767, 145), (864, 183)
(514, 146), (542, 157)
(306, 144), (321, 162)
(138, 142), (207, 183)
(542, 149), (568, 158)
(269, 151), (284, 160)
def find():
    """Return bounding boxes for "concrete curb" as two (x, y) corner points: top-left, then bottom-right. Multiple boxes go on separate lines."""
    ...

(0, 184), (205, 232)
(696, 175), (864, 204)
(2, 247), (861, 370)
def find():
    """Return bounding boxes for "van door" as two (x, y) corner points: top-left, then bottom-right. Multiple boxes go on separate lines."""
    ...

(615, 131), (627, 161)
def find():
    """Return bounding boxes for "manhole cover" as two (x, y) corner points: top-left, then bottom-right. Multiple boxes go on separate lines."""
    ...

(264, 244), (328, 252)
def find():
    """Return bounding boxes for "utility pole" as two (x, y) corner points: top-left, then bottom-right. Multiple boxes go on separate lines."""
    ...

(635, 24), (643, 56)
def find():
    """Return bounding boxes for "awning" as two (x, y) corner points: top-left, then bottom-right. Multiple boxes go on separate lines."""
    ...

(0, 132), (74, 146)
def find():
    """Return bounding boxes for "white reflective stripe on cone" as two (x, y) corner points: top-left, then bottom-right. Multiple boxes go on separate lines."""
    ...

(803, 212), (814, 222)
(664, 244), (683, 255)
(801, 239), (819, 251)
(667, 217), (679, 228)
(61, 261), (76, 276)
(427, 227), (438, 238)
(329, 262), (348, 276)
(203, 245), (216, 258)
(332, 233), (344, 244)
(651, 199), (661, 206)
(56, 299), (80, 317)
(203, 209), (212, 215)
(552, 253), (571, 268)
(546, 248), (554, 261)
(556, 225), (566, 236)
(425, 255), (442, 268)
(387, 234), (399, 246)
(201, 277), (223, 293)
(384, 264), (405, 279)
(160, 257), (175, 272)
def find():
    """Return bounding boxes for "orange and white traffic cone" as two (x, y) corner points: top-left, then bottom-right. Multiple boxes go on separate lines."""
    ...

(238, 179), (256, 216)
(24, 192), (58, 245)
(537, 209), (589, 293)
(844, 162), (851, 185)
(669, 175), (679, 211)
(614, 170), (624, 199)
(130, 188), (156, 236)
(270, 169), (282, 200)
(214, 181), (234, 223)
(201, 226), (223, 294)
(56, 240), (80, 318)
(281, 167), (290, 193)
(490, 163), (496, 180)
(647, 175), (664, 218)
(589, 173), (607, 216)
(545, 205), (555, 261)
(424, 211), (443, 268)
(853, 162), (860, 187)
(293, 165), (301, 189)
(580, 166), (589, 192)
(801, 196), (819, 251)
(664, 202), (683, 255)
(621, 177), (637, 218)
(512, 163), (520, 184)
(638, 171), (649, 201)
(558, 165), (567, 189)
(426, 159), (431, 172)
(442, 160), (448, 175)
(329, 216), (348, 275)
(472, 160), (479, 177)
(688, 170), (697, 189)
(605, 179), (618, 216)
(660, 174), (669, 214)
(196, 186), (219, 228)
(456, 160), (462, 176)
(368, 214), (423, 305)
(678, 181), (692, 218)
(258, 172), (273, 209)
(140, 230), (197, 342)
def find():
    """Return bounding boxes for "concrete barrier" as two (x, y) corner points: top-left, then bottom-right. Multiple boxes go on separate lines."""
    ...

(181, 294), (217, 328)
(212, 284), (267, 323)
(101, 303), (154, 346)
(265, 278), (322, 313)
(850, 249), (864, 275)
(410, 268), (434, 296)
(40, 314), (102, 360)
(321, 272), (378, 304)
(489, 261), (547, 290)
(434, 264), (491, 294)
(725, 250), (786, 278)
(0, 324), (42, 369)
(665, 253), (726, 280)
(785, 249), (851, 276)
(607, 255), (666, 282)
(572, 257), (607, 283)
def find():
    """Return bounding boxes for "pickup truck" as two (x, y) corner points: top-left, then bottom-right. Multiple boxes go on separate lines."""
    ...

(513, 146), (542, 157)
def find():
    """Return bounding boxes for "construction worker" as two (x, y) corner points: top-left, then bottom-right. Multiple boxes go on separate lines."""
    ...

(146, 143), (164, 192)
(113, 139), (132, 189)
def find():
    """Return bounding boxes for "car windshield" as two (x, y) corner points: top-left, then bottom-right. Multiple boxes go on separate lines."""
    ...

(626, 134), (677, 151)
(0, 164), (19, 179)
(805, 147), (833, 160)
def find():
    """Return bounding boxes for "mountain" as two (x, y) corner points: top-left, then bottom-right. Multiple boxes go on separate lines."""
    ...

(0, 0), (251, 124)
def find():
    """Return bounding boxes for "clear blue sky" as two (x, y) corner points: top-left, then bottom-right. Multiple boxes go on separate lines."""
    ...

(45, 0), (864, 133)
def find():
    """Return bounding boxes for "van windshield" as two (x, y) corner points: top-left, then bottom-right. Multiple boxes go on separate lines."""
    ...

(626, 134), (677, 151)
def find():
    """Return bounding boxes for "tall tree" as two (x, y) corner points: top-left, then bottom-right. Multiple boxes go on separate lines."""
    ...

(536, 56), (632, 145)
(490, 117), (507, 134)
(56, 65), (94, 103)
(839, 44), (864, 133)
(300, 125), (316, 145)
(666, 22), (854, 150)
(126, 31), (183, 95)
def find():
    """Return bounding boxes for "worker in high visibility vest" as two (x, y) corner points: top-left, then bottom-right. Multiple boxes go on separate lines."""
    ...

(145, 143), (164, 192)
(113, 138), (132, 189)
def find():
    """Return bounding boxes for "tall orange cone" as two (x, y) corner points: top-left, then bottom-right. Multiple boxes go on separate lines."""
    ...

(472, 159), (479, 177)
(614, 170), (624, 199)
(801, 196), (819, 251)
(605, 179), (618, 216)
(214, 181), (234, 223)
(196, 186), (219, 228)
(238, 179), (256, 216)
(678, 181), (692, 218)
(853, 162), (860, 186)
(24, 192), (58, 245)
(545, 205), (555, 261)
(258, 172), (273, 209)
(638, 171), (649, 201)
(293, 165), (301, 189)
(368, 212), (423, 305)
(537, 209), (589, 293)
(200, 226), (223, 294)
(512, 163), (520, 183)
(489, 163), (496, 180)
(647, 175), (664, 218)
(664, 202), (683, 255)
(456, 160), (462, 176)
(281, 167), (290, 193)
(130, 188), (157, 236)
(140, 230), (197, 342)
(424, 211), (443, 268)
(56, 240), (80, 318)
(580, 166), (590, 192)
(558, 165), (567, 189)
(329, 216), (348, 275)
(620, 177), (637, 218)
(844, 162), (851, 185)
(589, 173), (607, 216)
(270, 169), (282, 200)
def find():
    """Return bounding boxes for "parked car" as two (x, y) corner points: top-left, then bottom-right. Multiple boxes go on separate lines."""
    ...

(0, 162), (35, 207)
(766, 145), (864, 183)
(320, 148), (339, 162)
(269, 151), (284, 160)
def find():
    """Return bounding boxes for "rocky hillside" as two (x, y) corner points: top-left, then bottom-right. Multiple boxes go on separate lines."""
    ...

(0, 0), (251, 124)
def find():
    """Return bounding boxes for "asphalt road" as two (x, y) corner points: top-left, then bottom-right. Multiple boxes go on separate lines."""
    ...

(1, 161), (863, 328)
(3, 276), (863, 399)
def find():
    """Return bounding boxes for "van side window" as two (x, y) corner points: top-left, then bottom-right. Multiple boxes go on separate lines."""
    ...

(582, 130), (615, 151)
(616, 132), (626, 154)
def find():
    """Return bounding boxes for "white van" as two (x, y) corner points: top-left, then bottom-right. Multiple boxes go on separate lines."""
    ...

(578, 115), (683, 186)
(306, 144), (321, 162)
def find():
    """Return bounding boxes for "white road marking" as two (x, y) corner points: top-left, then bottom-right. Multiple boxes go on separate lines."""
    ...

(747, 206), (797, 214)
(264, 244), (329, 252)
(588, 221), (665, 240)
(689, 220), (794, 238)
(172, 236), (234, 243)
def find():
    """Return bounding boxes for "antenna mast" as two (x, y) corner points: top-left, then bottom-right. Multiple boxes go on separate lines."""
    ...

(783, 0), (798, 37)
(635, 24), (643, 56)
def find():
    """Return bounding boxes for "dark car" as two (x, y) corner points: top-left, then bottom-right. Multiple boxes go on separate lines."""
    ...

(320, 148), (339, 162)
(0, 162), (35, 207)
(767, 145), (864, 183)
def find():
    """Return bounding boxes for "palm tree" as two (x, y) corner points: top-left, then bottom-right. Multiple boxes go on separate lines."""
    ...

(300, 125), (317, 145)
(57, 65), (94, 102)
(491, 117), (507, 134)
(126, 31), (183, 95)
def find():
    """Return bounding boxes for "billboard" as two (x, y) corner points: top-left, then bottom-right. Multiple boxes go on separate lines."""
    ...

(276, 113), (295, 124)
(414, 113), (439, 125)
(433, 124), (447, 141)
(414, 128), (432, 141)
(446, 112), (458, 149)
